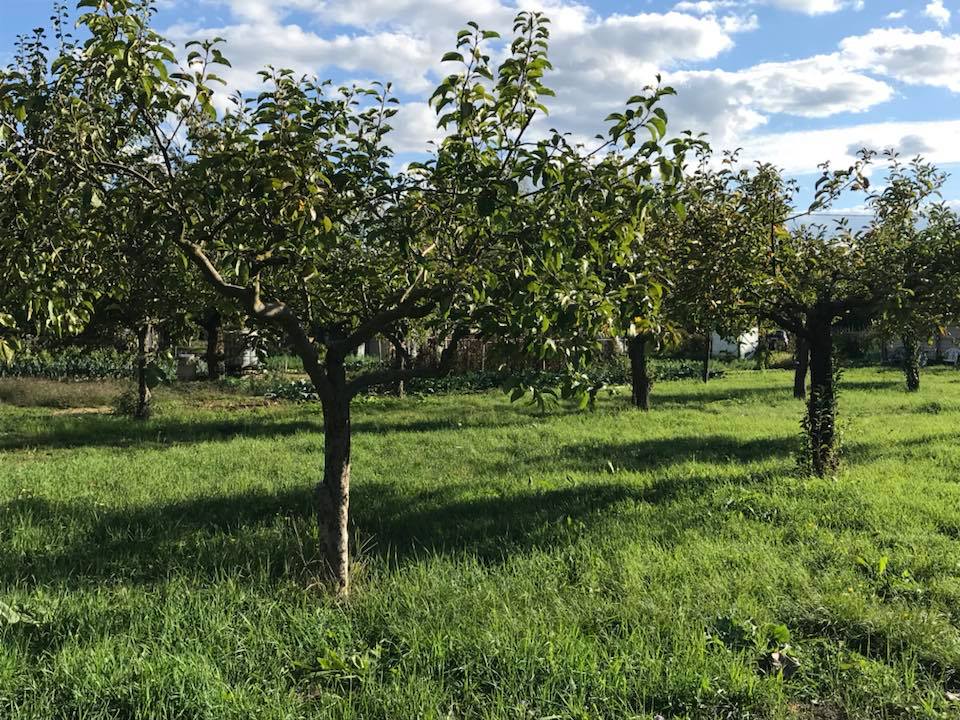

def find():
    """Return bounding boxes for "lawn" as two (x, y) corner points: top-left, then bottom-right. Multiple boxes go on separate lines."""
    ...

(2, 367), (960, 719)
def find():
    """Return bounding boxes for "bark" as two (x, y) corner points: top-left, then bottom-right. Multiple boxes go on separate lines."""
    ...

(901, 335), (921, 392)
(628, 334), (652, 410)
(135, 323), (152, 420)
(203, 310), (225, 381)
(702, 331), (712, 383)
(389, 336), (409, 398)
(754, 332), (768, 370)
(315, 357), (351, 596)
(793, 336), (809, 400)
(806, 318), (837, 477)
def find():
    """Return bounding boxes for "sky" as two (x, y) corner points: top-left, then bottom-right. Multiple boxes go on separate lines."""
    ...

(2, 0), (960, 208)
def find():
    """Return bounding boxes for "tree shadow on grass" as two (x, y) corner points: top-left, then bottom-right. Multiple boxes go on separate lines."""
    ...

(647, 375), (904, 408)
(0, 403), (542, 452)
(0, 453), (763, 593)
(648, 383), (796, 407)
(488, 434), (800, 478)
(0, 414), (323, 452)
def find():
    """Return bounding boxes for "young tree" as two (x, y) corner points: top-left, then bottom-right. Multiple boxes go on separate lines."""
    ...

(0, 19), (103, 366)
(761, 152), (956, 475)
(869, 156), (956, 392)
(666, 151), (775, 384)
(2, 2), (694, 593)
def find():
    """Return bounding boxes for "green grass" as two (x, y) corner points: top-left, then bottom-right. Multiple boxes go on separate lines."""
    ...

(2, 367), (960, 719)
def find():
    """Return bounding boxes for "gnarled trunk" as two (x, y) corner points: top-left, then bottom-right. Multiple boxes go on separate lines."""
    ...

(793, 336), (808, 400)
(628, 334), (652, 410)
(702, 331), (712, 383)
(316, 358), (351, 596)
(203, 310), (225, 381)
(902, 335), (921, 392)
(135, 323), (152, 420)
(806, 319), (837, 477)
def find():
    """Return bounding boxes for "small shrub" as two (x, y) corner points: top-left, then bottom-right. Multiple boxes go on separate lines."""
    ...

(263, 379), (320, 402)
(112, 388), (154, 418)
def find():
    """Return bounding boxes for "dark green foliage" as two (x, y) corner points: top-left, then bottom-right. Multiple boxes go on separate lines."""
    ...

(0, 346), (133, 379)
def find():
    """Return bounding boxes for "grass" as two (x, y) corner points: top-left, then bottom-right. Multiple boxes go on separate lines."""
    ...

(2, 366), (960, 719)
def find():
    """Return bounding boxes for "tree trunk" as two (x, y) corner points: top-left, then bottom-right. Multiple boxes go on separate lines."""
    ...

(806, 319), (837, 477)
(391, 337), (407, 398)
(628, 334), (652, 410)
(902, 335), (921, 392)
(702, 331), (712, 383)
(135, 323), (152, 420)
(794, 336), (809, 400)
(754, 323), (767, 371)
(203, 310), (225, 381)
(316, 358), (351, 596)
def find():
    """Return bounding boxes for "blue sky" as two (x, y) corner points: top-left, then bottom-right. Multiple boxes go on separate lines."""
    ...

(3, 0), (960, 207)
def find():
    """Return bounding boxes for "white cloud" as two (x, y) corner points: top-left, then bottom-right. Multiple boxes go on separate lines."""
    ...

(673, 0), (740, 12)
(840, 28), (960, 92)
(886, 9), (907, 19)
(388, 102), (444, 153)
(161, 0), (960, 198)
(924, 0), (951, 27)
(765, 0), (844, 13)
(721, 13), (760, 32)
(675, 0), (852, 14)
(657, 54), (892, 148)
(738, 120), (960, 173)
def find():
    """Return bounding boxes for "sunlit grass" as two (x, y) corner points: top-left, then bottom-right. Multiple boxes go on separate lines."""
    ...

(2, 367), (959, 718)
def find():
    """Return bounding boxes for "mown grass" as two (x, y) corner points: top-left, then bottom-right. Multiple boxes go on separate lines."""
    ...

(2, 367), (960, 719)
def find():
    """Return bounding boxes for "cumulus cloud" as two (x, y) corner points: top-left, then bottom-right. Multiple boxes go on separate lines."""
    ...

(924, 0), (951, 27)
(741, 120), (960, 173)
(166, 20), (439, 93)
(160, 0), (960, 182)
(886, 9), (907, 19)
(844, 134), (936, 158)
(840, 28), (960, 92)
(675, 0), (850, 14)
(765, 0), (844, 13)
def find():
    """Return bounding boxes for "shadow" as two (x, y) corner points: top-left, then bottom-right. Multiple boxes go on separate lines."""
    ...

(648, 384), (794, 406)
(488, 434), (799, 479)
(840, 379), (904, 392)
(0, 414), (322, 452)
(1, 459), (755, 591)
(0, 399), (541, 452)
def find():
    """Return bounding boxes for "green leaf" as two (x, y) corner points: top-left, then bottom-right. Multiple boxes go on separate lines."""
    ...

(143, 362), (167, 390)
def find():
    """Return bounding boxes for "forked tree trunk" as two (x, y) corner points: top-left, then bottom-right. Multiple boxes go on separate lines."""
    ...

(628, 334), (652, 410)
(794, 336), (809, 400)
(902, 335), (921, 392)
(702, 331), (712, 383)
(135, 323), (152, 420)
(203, 310), (225, 381)
(316, 358), (351, 596)
(806, 319), (837, 477)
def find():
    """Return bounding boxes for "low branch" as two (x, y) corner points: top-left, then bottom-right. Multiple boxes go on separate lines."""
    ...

(173, 223), (331, 397)
(330, 287), (443, 358)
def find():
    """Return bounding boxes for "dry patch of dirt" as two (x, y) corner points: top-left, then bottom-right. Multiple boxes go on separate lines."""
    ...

(50, 406), (113, 416)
